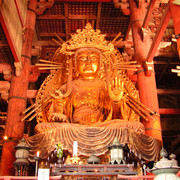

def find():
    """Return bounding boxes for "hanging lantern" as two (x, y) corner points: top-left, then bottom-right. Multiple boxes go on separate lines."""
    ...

(14, 138), (30, 176)
(108, 137), (125, 164)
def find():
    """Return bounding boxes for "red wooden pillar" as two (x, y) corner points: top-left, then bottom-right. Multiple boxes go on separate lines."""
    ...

(0, 0), (37, 175)
(129, 0), (162, 141)
(169, 0), (180, 58)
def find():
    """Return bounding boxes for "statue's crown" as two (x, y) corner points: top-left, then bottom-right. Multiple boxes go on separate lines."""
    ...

(60, 23), (115, 55)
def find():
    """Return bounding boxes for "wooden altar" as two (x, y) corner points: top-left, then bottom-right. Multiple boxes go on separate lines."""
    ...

(50, 164), (138, 179)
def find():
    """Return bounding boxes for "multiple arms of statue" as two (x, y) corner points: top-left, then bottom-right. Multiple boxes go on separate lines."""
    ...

(48, 93), (68, 123)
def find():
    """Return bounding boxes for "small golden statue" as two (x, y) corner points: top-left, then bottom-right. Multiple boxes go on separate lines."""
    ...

(25, 23), (160, 161)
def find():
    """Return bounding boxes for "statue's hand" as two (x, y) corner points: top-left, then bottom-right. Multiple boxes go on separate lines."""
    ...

(108, 77), (124, 102)
(49, 113), (68, 122)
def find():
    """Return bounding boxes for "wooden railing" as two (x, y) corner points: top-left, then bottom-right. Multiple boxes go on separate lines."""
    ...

(0, 176), (62, 180)
(0, 175), (155, 180)
(0, 171), (179, 180)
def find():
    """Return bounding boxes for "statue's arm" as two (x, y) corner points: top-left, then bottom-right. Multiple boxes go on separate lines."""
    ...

(48, 98), (68, 122)
(48, 84), (69, 122)
(108, 76), (124, 103)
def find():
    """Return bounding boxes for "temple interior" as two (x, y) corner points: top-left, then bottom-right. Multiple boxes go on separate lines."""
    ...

(0, 0), (180, 178)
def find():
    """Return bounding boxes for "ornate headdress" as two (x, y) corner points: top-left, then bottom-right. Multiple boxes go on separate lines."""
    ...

(58, 23), (116, 56)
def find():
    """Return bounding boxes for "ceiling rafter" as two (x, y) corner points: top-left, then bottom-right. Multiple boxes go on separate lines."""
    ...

(37, 15), (65, 20)
(145, 4), (172, 76)
(96, 2), (102, 29)
(37, 14), (129, 20)
(142, 0), (158, 28)
(146, 5), (171, 63)
(64, 3), (69, 41)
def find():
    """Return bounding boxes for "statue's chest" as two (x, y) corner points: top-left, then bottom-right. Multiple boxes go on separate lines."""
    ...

(72, 84), (102, 107)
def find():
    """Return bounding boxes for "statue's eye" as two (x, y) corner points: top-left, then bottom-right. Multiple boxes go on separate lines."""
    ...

(90, 55), (98, 61)
(79, 56), (87, 61)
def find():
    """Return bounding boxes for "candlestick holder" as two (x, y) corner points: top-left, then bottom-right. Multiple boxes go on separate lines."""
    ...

(34, 156), (40, 176)
(70, 155), (80, 165)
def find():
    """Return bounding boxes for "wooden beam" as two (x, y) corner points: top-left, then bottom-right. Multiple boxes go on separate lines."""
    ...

(35, 40), (130, 47)
(40, 32), (66, 37)
(0, 81), (10, 91)
(35, 40), (132, 48)
(142, 0), (158, 28)
(118, 175), (155, 179)
(34, 40), (57, 46)
(154, 60), (179, 65)
(37, 14), (128, 20)
(157, 89), (180, 95)
(0, 63), (12, 73)
(96, 2), (102, 29)
(68, 14), (97, 20)
(27, 90), (38, 99)
(146, 5), (171, 63)
(127, 72), (137, 82)
(14, 0), (25, 27)
(64, 3), (69, 41)
(159, 108), (180, 115)
(37, 14), (65, 20)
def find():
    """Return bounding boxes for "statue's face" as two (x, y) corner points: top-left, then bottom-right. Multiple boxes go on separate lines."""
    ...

(76, 49), (100, 79)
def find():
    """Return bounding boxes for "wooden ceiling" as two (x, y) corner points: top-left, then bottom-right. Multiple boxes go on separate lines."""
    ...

(33, 1), (130, 62)
(36, 1), (128, 40)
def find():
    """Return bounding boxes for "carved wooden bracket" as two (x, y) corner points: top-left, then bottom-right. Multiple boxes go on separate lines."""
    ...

(0, 81), (10, 100)
(141, 27), (149, 42)
(14, 62), (22, 77)
(144, 61), (153, 77)
(0, 63), (12, 81)
(113, 0), (130, 15)
(36, 0), (54, 15)
(31, 46), (42, 56)
(3, 70), (11, 81)
(22, 27), (27, 43)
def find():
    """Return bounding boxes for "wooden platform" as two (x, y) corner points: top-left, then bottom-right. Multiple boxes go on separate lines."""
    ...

(50, 164), (138, 179)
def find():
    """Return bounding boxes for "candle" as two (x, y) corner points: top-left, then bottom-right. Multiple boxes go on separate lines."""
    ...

(37, 151), (40, 157)
(73, 141), (78, 157)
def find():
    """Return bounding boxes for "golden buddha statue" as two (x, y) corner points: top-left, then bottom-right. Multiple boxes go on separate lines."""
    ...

(48, 47), (129, 125)
(25, 23), (160, 161)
